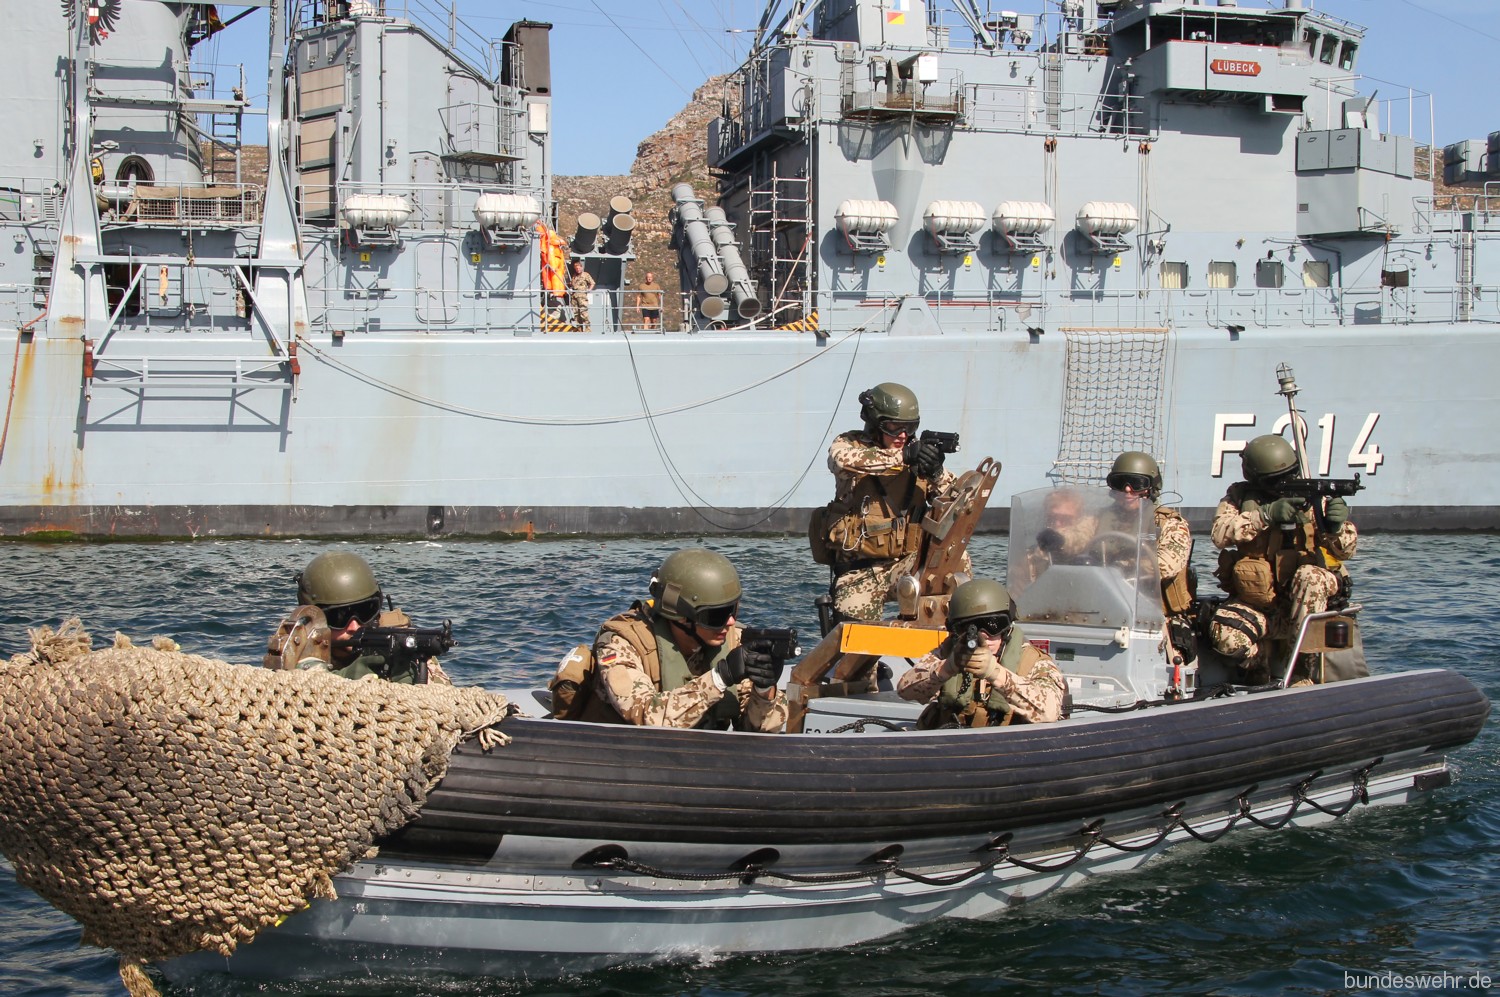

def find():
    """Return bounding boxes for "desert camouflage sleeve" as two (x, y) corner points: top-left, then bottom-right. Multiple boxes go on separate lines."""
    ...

(989, 655), (1067, 724)
(735, 681), (790, 733)
(1322, 520), (1357, 561)
(896, 649), (957, 703)
(594, 630), (725, 728)
(828, 432), (905, 495)
(1210, 484), (1267, 549)
(1155, 507), (1192, 580)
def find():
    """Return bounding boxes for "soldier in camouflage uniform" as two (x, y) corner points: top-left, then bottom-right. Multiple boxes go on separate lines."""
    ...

(897, 578), (1066, 726)
(263, 551), (442, 684)
(1209, 434), (1357, 683)
(822, 382), (965, 622)
(1099, 452), (1193, 601)
(1018, 487), (1097, 584)
(568, 260), (596, 332)
(592, 548), (789, 731)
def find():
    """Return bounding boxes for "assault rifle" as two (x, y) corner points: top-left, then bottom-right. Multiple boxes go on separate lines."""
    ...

(957, 624), (982, 661)
(349, 621), (456, 683)
(740, 626), (802, 660)
(1271, 474), (1365, 501)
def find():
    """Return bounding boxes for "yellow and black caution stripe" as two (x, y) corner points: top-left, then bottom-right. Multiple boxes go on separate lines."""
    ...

(540, 312), (577, 334)
(776, 309), (818, 332)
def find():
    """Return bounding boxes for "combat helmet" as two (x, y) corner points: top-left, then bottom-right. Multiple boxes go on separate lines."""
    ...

(858, 382), (921, 434)
(1107, 451), (1163, 500)
(650, 548), (743, 628)
(946, 578), (1015, 635)
(296, 551), (382, 625)
(1240, 434), (1298, 485)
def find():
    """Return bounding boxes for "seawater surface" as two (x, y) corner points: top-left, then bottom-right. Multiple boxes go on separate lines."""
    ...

(1, 534), (1496, 997)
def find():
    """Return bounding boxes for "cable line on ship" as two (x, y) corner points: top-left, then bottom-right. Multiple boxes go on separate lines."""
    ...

(294, 326), (864, 427)
(621, 318), (872, 531)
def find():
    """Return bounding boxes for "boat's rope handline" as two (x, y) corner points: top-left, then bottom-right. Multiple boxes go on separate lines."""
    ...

(819, 682), (1304, 740)
(291, 326), (864, 428)
(572, 759), (1384, 889)
(620, 315), (873, 532)
(1064, 682), (1257, 716)
(823, 716), (909, 733)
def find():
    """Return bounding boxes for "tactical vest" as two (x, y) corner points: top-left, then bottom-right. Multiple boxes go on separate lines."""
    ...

(930, 628), (1050, 728)
(822, 460), (931, 566)
(1215, 484), (1322, 609)
(550, 603), (741, 724)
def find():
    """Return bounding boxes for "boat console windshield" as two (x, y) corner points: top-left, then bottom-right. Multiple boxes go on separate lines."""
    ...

(1007, 485), (1163, 630)
(1007, 485), (1178, 707)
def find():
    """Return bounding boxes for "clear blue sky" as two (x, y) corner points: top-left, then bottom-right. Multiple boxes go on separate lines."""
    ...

(197, 0), (1500, 177)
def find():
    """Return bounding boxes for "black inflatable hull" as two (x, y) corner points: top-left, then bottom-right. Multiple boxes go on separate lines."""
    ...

(387, 669), (1488, 858)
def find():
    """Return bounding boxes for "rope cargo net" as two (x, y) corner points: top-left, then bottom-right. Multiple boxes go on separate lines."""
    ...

(1053, 327), (1169, 485)
(0, 620), (512, 997)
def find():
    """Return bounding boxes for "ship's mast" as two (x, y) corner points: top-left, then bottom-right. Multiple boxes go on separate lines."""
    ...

(48, 1), (110, 340)
(253, 0), (311, 347)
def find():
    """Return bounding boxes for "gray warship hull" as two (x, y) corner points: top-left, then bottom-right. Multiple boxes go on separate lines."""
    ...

(3, 322), (1489, 534)
(4, 0), (1498, 537)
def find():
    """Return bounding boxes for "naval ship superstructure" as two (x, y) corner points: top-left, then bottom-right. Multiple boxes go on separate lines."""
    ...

(0, 0), (1496, 537)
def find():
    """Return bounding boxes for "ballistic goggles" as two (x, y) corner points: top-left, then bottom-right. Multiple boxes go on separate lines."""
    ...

(1107, 472), (1154, 494)
(323, 595), (383, 630)
(949, 614), (1012, 637)
(877, 419), (919, 437)
(690, 600), (739, 629)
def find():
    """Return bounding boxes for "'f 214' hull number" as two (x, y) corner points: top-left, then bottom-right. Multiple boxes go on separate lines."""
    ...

(1212, 412), (1384, 477)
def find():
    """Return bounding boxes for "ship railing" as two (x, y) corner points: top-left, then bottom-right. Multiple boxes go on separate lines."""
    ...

(98, 181), (265, 228)
(965, 82), (1154, 139)
(0, 178), (66, 225)
(841, 74), (966, 121)
(1308, 76), (1434, 147)
(823, 289), (1049, 336)
(294, 0), (505, 79)
(1416, 184), (1500, 231)
(439, 101), (524, 164)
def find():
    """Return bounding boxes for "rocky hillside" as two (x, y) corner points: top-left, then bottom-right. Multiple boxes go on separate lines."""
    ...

(555, 74), (736, 330)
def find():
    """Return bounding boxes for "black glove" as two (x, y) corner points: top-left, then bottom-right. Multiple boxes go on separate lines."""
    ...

(740, 644), (786, 690)
(1036, 528), (1065, 554)
(717, 645), (784, 690)
(904, 439), (944, 479)
(715, 647), (748, 686)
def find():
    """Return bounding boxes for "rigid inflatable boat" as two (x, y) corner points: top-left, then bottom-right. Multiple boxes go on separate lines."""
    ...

(166, 484), (1490, 983)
